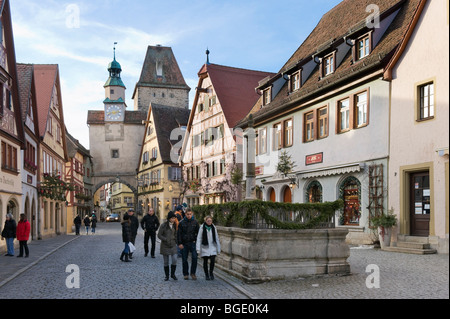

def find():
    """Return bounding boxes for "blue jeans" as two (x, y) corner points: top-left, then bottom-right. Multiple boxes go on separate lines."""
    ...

(181, 242), (198, 276)
(6, 237), (14, 255)
(123, 242), (130, 254)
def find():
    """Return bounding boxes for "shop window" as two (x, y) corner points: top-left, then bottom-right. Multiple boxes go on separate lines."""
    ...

(305, 180), (323, 203)
(339, 176), (361, 226)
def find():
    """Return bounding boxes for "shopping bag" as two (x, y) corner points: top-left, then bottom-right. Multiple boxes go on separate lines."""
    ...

(128, 242), (136, 253)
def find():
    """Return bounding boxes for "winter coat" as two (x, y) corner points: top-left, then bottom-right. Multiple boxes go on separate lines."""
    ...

(124, 214), (139, 239)
(91, 217), (97, 228)
(83, 217), (91, 226)
(140, 214), (160, 233)
(1, 219), (16, 239)
(196, 223), (221, 257)
(121, 220), (132, 243)
(16, 220), (31, 241)
(177, 216), (199, 245)
(73, 215), (81, 225)
(157, 221), (178, 256)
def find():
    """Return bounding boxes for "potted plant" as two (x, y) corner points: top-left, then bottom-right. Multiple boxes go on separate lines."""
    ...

(371, 209), (397, 249)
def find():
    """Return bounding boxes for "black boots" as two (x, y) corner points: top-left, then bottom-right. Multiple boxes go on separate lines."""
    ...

(120, 252), (131, 262)
(164, 265), (178, 281)
(171, 265), (178, 280)
(164, 266), (170, 281)
(203, 257), (215, 280)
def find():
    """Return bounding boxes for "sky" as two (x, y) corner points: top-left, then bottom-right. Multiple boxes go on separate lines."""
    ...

(10, 0), (342, 149)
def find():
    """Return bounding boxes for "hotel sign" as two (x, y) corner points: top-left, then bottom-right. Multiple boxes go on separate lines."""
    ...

(305, 152), (323, 165)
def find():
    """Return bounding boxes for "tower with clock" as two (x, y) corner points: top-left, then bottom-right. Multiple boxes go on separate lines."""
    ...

(104, 44), (126, 122)
(87, 44), (146, 197)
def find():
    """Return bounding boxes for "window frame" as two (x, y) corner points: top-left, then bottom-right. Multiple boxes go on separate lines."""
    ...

(318, 106), (329, 139)
(273, 122), (283, 151)
(354, 32), (372, 61)
(258, 127), (267, 155)
(416, 81), (435, 122)
(262, 87), (272, 106)
(304, 111), (315, 142)
(322, 52), (335, 77)
(283, 118), (293, 148)
(337, 97), (351, 133)
(290, 71), (301, 92)
(354, 89), (370, 128)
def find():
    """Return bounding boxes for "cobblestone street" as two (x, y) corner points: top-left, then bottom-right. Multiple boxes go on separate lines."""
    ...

(0, 222), (448, 301)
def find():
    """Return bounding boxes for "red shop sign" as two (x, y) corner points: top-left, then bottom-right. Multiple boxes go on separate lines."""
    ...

(305, 152), (323, 165)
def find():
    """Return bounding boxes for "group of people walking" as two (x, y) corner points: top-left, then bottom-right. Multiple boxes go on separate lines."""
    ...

(73, 214), (97, 235)
(120, 205), (221, 282)
(1, 214), (31, 258)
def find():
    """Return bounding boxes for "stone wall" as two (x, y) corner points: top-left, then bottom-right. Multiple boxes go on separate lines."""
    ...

(216, 226), (350, 283)
(134, 86), (189, 112)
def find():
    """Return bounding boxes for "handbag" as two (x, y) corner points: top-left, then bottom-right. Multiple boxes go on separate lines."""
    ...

(128, 242), (136, 253)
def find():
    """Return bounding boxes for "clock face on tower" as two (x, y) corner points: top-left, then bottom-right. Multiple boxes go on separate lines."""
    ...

(105, 104), (124, 121)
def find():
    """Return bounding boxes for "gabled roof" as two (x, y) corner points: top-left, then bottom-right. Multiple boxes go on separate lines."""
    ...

(196, 63), (275, 129)
(33, 64), (69, 160)
(65, 128), (90, 158)
(34, 64), (58, 137)
(239, 0), (424, 127)
(132, 45), (190, 98)
(16, 64), (33, 120)
(149, 103), (190, 163)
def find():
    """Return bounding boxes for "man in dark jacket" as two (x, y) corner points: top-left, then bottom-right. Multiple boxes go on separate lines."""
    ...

(125, 209), (139, 259)
(140, 207), (160, 257)
(73, 214), (81, 235)
(177, 208), (199, 280)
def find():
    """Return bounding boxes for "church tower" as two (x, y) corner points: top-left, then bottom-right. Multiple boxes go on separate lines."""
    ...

(104, 44), (126, 122)
(132, 45), (190, 112)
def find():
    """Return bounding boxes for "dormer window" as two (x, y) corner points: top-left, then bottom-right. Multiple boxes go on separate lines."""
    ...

(156, 61), (163, 77)
(355, 33), (372, 61)
(323, 53), (335, 76)
(262, 87), (271, 105)
(290, 71), (300, 92)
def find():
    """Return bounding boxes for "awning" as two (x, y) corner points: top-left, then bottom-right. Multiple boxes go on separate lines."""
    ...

(300, 163), (362, 179)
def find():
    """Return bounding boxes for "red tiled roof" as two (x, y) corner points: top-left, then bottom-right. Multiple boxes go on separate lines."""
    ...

(34, 64), (58, 138)
(201, 63), (275, 129)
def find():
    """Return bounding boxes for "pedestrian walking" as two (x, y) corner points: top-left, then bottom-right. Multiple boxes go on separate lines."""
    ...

(120, 214), (132, 262)
(1, 213), (16, 256)
(91, 214), (97, 234)
(16, 214), (31, 258)
(83, 215), (91, 235)
(73, 214), (81, 235)
(174, 205), (184, 258)
(140, 207), (160, 257)
(196, 216), (221, 280)
(177, 208), (199, 280)
(125, 209), (139, 259)
(157, 211), (178, 281)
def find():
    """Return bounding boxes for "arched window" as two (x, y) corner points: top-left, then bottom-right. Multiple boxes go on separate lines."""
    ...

(339, 176), (361, 225)
(305, 180), (323, 203)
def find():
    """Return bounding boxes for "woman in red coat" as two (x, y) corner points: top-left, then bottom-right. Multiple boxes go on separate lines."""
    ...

(16, 214), (31, 257)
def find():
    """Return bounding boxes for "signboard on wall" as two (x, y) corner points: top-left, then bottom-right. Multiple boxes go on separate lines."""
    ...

(305, 152), (323, 165)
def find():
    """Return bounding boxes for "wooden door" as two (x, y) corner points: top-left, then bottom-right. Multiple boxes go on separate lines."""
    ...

(283, 187), (292, 203)
(269, 188), (276, 202)
(410, 171), (430, 236)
